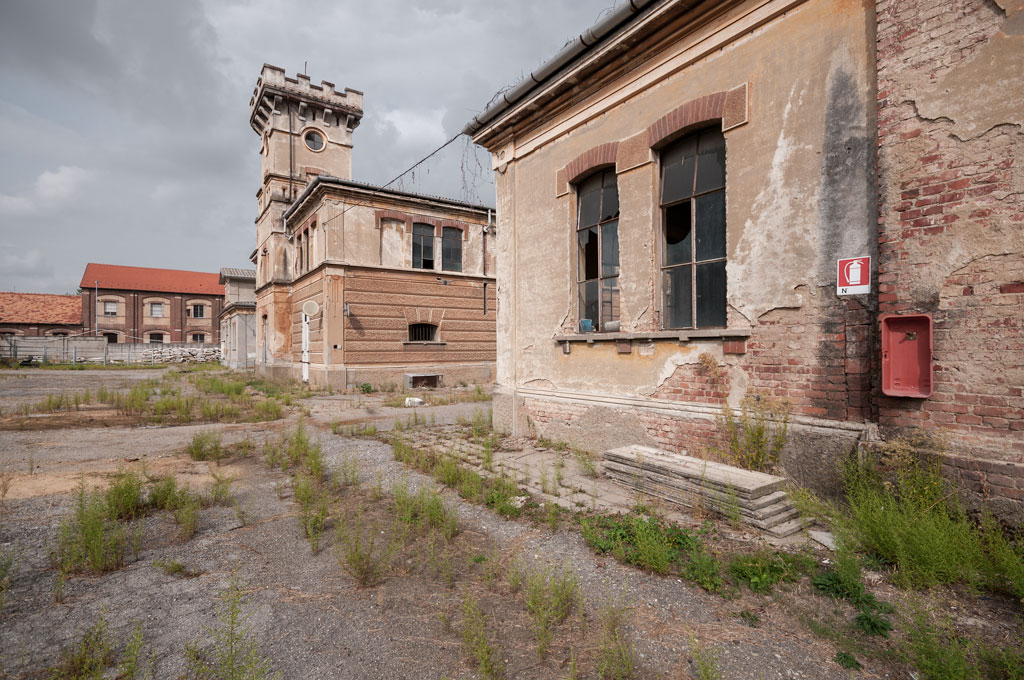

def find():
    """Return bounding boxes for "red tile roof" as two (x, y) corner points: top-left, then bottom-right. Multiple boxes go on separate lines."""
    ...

(81, 263), (224, 296)
(0, 292), (83, 325)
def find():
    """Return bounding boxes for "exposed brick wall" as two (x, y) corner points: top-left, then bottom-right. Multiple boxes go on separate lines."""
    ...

(652, 363), (730, 405)
(876, 0), (1024, 494)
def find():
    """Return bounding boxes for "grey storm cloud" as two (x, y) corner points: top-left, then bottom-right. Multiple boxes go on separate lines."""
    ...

(0, 0), (617, 294)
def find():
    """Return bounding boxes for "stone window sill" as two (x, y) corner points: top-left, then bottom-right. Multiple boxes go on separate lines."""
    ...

(552, 328), (751, 344)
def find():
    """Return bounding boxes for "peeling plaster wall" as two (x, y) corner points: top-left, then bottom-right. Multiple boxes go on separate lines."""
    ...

(876, 0), (1024, 520)
(482, 0), (876, 494)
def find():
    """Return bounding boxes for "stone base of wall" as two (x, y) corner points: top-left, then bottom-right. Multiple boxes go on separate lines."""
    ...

(497, 386), (868, 498)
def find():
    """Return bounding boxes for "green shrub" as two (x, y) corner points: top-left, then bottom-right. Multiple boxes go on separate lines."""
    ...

(173, 490), (202, 540)
(105, 468), (146, 521)
(357, 382), (374, 394)
(47, 611), (115, 679)
(716, 393), (789, 472)
(53, 482), (128, 573)
(186, 431), (223, 462)
(462, 595), (503, 680)
(683, 548), (723, 593)
(252, 398), (283, 421)
(521, 563), (580, 658)
(148, 476), (179, 511)
(727, 551), (807, 594)
(581, 513), (699, 574)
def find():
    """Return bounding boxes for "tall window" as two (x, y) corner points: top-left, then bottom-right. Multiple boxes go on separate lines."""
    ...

(442, 227), (462, 272)
(190, 304), (205, 319)
(661, 128), (726, 329)
(412, 223), (435, 269)
(103, 301), (117, 316)
(576, 169), (619, 332)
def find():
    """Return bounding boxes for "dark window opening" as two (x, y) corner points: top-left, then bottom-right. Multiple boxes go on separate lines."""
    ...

(411, 374), (440, 388)
(104, 333), (118, 344)
(576, 168), (620, 332)
(442, 226), (462, 272)
(191, 333), (205, 343)
(412, 223), (435, 269)
(408, 323), (438, 342)
(192, 304), (205, 319)
(149, 333), (164, 344)
(661, 128), (726, 329)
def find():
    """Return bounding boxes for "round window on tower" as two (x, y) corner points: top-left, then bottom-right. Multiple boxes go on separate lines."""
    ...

(304, 130), (324, 152)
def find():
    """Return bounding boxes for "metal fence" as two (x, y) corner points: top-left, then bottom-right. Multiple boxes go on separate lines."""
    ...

(0, 336), (220, 365)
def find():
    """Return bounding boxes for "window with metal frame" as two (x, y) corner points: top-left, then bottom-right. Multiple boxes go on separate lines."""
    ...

(191, 333), (205, 343)
(408, 323), (437, 342)
(660, 128), (727, 329)
(576, 169), (620, 332)
(412, 223), (435, 269)
(150, 302), (164, 318)
(103, 301), (117, 316)
(191, 304), (205, 319)
(441, 227), (462, 272)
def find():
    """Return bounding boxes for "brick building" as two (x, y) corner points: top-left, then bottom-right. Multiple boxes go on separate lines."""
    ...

(80, 263), (224, 344)
(249, 64), (495, 388)
(0, 292), (84, 337)
(465, 0), (1023, 518)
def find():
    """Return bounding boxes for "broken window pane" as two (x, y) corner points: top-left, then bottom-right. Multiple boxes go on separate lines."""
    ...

(664, 202), (692, 266)
(601, 172), (619, 221)
(694, 130), (726, 194)
(601, 276), (620, 325)
(578, 226), (599, 281)
(695, 190), (726, 262)
(413, 223), (434, 269)
(696, 260), (727, 327)
(663, 265), (692, 329)
(601, 221), (619, 277)
(577, 174), (603, 227)
(661, 136), (697, 205)
(578, 280), (598, 330)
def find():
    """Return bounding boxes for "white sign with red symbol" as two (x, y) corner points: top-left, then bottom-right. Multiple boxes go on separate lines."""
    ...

(837, 256), (871, 296)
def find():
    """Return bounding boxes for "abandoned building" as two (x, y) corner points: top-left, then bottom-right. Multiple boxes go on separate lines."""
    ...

(465, 0), (1023, 518)
(80, 263), (224, 344)
(219, 268), (258, 370)
(0, 292), (84, 338)
(248, 64), (496, 388)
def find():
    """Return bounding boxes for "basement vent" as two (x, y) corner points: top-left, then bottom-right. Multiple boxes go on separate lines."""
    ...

(408, 323), (437, 342)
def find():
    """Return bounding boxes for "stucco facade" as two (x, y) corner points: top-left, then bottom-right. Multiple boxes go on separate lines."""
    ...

(249, 65), (496, 388)
(468, 0), (1023, 515)
(219, 268), (257, 370)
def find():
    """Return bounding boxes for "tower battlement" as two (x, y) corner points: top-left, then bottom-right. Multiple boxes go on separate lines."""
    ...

(249, 64), (363, 136)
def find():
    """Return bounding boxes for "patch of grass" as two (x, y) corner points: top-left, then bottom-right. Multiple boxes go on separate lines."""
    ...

(53, 481), (128, 573)
(208, 470), (235, 506)
(336, 514), (391, 587)
(581, 512), (700, 575)
(595, 596), (635, 680)
(105, 467), (146, 521)
(689, 637), (722, 680)
(727, 551), (809, 594)
(520, 562), (580, 658)
(902, 610), (973, 680)
(118, 622), (149, 680)
(461, 595), (503, 680)
(736, 609), (760, 627)
(173, 489), (202, 540)
(357, 382), (374, 394)
(835, 651), (861, 670)
(148, 476), (179, 511)
(185, 569), (281, 680)
(854, 609), (893, 637)
(392, 479), (458, 541)
(0, 546), (14, 617)
(839, 438), (1024, 596)
(186, 431), (223, 462)
(252, 398), (283, 421)
(154, 558), (199, 578)
(684, 547), (723, 593)
(47, 610), (115, 679)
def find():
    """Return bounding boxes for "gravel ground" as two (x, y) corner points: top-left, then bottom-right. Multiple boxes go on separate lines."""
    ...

(3, 369), (1011, 679)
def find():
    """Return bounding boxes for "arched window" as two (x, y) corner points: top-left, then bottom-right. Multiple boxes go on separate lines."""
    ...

(408, 323), (437, 342)
(660, 128), (726, 329)
(576, 168), (619, 332)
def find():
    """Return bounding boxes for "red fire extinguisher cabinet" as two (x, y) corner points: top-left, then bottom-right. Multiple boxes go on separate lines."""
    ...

(880, 314), (933, 398)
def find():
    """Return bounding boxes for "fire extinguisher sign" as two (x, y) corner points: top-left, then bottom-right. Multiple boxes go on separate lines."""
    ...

(837, 256), (871, 296)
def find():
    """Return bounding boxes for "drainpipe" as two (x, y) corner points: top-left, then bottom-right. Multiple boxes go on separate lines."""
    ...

(93, 281), (98, 336)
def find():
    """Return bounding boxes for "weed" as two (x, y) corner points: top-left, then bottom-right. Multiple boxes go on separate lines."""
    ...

(574, 448), (600, 478)
(716, 393), (789, 472)
(336, 514), (391, 587)
(357, 382), (374, 394)
(208, 471), (235, 506)
(392, 480), (458, 540)
(154, 558), (199, 578)
(336, 451), (359, 487)
(521, 562), (580, 658)
(835, 651), (861, 670)
(684, 548), (723, 593)
(105, 467), (146, 521)
(727, 551), (808, 594)
(595, 596), (635, 680)
(148, 476), (179, 511)
(174, 489), (202, 540)
(854, 610), (893, 637)
(737, 609), (760, 627)
(461, 595), (503, 679)
(581, 512), (699, 575)
(47, 610), (115, 679)
(545, 502), (560, 532)
(187, 431), (223, 462)
(234, 499), (253, 526)
(0, 547), (14, 617)
(185, 569), (281, 680)
(902, 610), (973, 680)
(53, 481), (127, 573)
(119, 623), (150, 680)
(689, 637), (722, 680)
(252, 398), (283, 421)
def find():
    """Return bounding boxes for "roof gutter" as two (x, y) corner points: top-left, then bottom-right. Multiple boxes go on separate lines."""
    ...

(461, 0), (657, 138)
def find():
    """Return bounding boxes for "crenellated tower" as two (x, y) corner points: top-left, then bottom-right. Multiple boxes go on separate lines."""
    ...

(248, 64), (363, 366)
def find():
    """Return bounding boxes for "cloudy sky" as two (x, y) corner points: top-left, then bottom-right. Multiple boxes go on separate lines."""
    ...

(0, 0), (617, 294)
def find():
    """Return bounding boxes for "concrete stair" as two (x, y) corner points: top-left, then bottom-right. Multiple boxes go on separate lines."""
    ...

(601, 445), (805, 538)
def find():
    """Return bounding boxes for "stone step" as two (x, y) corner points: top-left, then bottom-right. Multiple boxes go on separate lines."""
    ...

(603, 446), (785, 499)
(602, 461), (790, 512)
